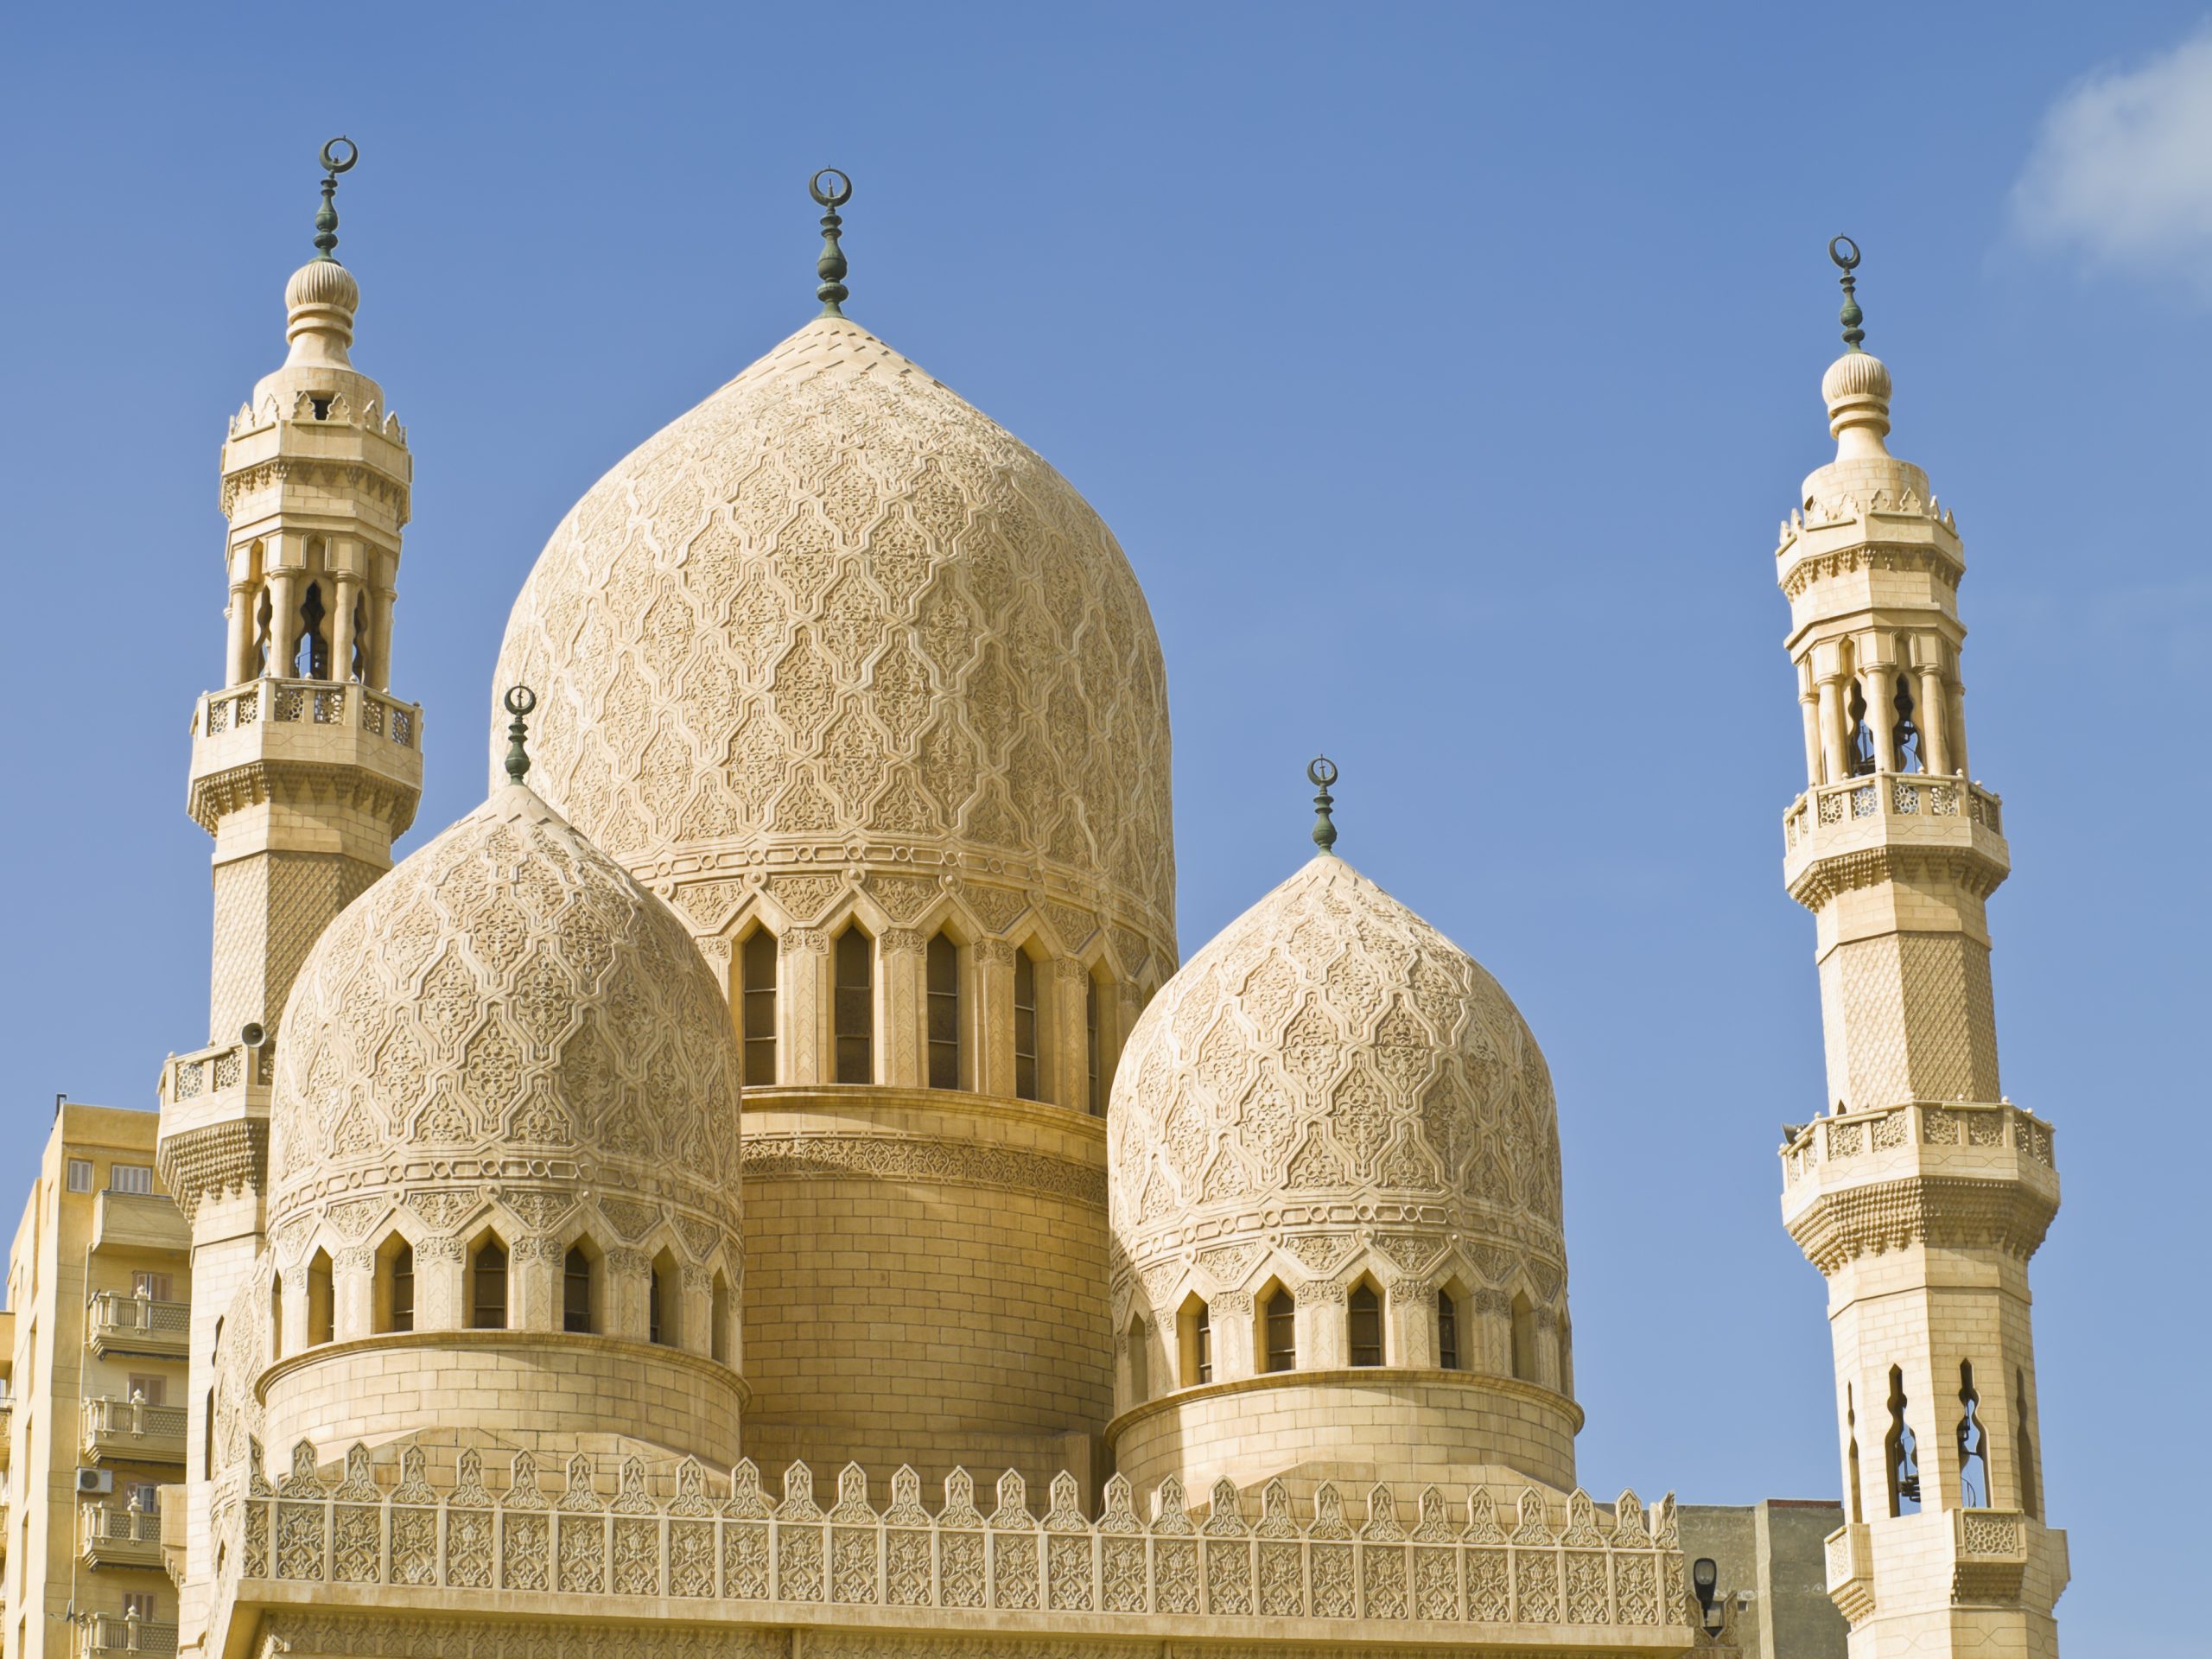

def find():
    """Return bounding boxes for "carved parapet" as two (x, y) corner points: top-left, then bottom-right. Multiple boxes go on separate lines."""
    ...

(157, 1039), (274, 1225)
(188, 678), (423, 841)
(1781, 772), (2008, 909)
(1780, 1101), (2059, 1273)
(226, 1440), (1696, 1641)
(1825, 1522), (1874, 1626)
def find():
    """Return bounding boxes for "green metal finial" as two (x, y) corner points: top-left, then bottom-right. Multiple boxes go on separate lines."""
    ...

(503, 685), (538, 785)
(1307, 756), (1339, 855)
(1830, 235), (1865, 353)
(810, 168), (853, 318)
(313, 137), (359, 264)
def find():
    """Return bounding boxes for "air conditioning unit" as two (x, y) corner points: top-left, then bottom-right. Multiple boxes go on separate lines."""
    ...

(75, 1468), (112, 1496)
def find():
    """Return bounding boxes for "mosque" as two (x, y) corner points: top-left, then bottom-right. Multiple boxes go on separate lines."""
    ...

(10, 145), (2069, 1658)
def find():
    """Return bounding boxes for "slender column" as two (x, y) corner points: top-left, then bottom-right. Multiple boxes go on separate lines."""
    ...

(1799, 685), (1825, 786)
(605, 1248), (652, 1341)
(225, 577), (257, 686)
(1863, 662), (1898, 772)
(1300, 1281), (1349, 1370)
(1052, 957), (1090, 1110)
(265, 569), (302, 678)
(973, 939), (1016, 1096)
(1211, 1289), (1255, 1381)
(1472, 1288), (1513, 1376)
(778, 929), (827, 1084)
(330, 572), (359, 683)
(1817, 673), (1849, 785)
(1390, 1282), (1437, 1368)
(879, 928), (927, 1088)
(1918, 664), (1949, 777)
(679, 1266), (715, 1357)
(1946, 681), (1969, 777)
(368, 586), (396, 689)
(334, 1247), (374, 1340)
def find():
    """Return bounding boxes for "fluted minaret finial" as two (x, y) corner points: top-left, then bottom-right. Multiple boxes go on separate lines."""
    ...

(811, 168), (853, 318)
(314, 137), (359, 264)
(503, 686), (538, 785)
(1307, 756), (1339, 855)
(1830, 235), (1865, 353)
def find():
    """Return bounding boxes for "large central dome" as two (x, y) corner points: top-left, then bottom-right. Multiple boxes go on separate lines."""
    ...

(493, 315), (1174, 960)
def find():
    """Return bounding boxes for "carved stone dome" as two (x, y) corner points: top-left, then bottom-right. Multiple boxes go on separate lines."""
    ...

(1109, 854), (1565, 1325)
(266, 783), (743, 1255)
(490, 315), (1175, 966)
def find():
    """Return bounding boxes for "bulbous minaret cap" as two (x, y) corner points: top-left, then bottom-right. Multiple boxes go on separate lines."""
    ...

(282, 138), (362, 369)
(1821, 237), (1891, 459)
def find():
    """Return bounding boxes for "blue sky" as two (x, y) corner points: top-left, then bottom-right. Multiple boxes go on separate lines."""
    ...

(4, 3), (2207, 1645)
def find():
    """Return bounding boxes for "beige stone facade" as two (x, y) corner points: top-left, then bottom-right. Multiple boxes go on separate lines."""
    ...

(0, 158), (2076, 1659)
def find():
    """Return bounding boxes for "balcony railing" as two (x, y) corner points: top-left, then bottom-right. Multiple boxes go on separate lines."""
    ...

(82, 1396), (188, 1465)
(81, 1502), (163, 1569)
(88, 1294), (191, 1360)
(200, 676), (417, 750)
(84, 1613), (178, 1656)
(1783, 770), (2003, 852)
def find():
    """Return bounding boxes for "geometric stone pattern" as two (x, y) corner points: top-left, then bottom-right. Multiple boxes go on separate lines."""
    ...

(1820, 931), (1999, 1110)
(228, 1439), (1688, 1633)
(492, 316), (1176, 975)
(1110, 855), (1564, 1313)
(209, 850), (382, 1048)
(265, 784), (744, 1243)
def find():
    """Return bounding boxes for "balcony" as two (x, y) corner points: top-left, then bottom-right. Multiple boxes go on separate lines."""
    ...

(81, 1503), (163, 1570)
(91, 1191), (189, 1257)
(187, 677), (423, 840)
(82, 1397), (187, 1466)
(88, 1293), (191, 1361)
(1781, 770), (2009, 906)
(84, 1612), (177, 1656)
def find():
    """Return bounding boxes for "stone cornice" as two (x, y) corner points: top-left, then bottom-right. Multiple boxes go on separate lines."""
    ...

(1787, 842), (2008, 912)
(187, 757), (421, 840)
(741, 1128), (1104, 1207)
(1784, 1174), (2058, 1274)
(1778, 538), (1963, 602)
(156, 1118), (268, 1227)
(1105, 1365), (1586, 1445)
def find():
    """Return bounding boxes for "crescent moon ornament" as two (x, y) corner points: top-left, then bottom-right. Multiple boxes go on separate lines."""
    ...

(321, 136), (359, 176)
(1828, 234), (1860, 272)
(504, 685), (538, 717)
(810, 168), (853, 208)
(1307, 756), (1339, 789)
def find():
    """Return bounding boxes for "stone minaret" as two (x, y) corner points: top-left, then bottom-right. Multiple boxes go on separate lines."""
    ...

(1775, 246), (2068, 1656)
(157, 141), (423, 1648)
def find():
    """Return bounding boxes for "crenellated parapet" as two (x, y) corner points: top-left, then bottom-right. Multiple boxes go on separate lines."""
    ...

(219, 1437), (1697, 1643)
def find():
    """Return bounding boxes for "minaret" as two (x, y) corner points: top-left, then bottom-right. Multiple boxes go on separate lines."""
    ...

(1776, 241), (2068, 1656)
(156, 139), (423, 1649)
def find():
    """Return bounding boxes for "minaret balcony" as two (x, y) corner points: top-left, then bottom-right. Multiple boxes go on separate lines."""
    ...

(156, 1037), (272, 1218)
(1780, 1100), (2060, 1271)
(187, 677), (423, 840)
(1782, 771), (2008, 906)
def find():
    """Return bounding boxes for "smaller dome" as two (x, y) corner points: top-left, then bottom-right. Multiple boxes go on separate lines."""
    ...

(268, 782), (742, 1249)
(281, 258), (359, 368)
(284, 257), (359, 315)
(1821, 349), (1892, 406)
(1110, 854), (1564, 1318)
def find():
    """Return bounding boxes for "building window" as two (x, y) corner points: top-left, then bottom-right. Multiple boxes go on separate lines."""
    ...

(121, 1592), (156, 1622)
(834, 927), (873, 1084)
(127, 1375), (167, 1407)
(650, 1250), (680, 1347)
(1956, 1363), (1988, 1508)
(1510, 1293), (1536, 1382)
(1178, 1294), (1211, 1387)
(110, 1164), (154, 1196)
(1013, 950), (1041, 1101)
(65, 1159), (93, 1193)
(1086, 971), (1104, 1117)
(1127, 1315), (1150, 1402)
(741, 929), (778, 1087)
(926, 932), (961, 1090)
(1262, 1287), (1296, 1372)
(1437, 1288), (1461, 1370)
(387, 1243), (415, 1333)
(131, 1271), (174, 1302)
(470, 1237), (509, 1330)
(2014, 1368), (2040, 1520)
(710, 1271), (733, 1364)
(307, 1250), (334, 1346)
(269, 1274), (283, 1361)
(1349, 1282), (1383, 1366)
(1885, 1365), (1921, 1516)
(563, 1245), (595, 1334)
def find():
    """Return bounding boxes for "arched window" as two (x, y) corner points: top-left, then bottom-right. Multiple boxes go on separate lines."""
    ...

(1956, 1362), (1988, 1508)
(1436, 1285), (1462, 1371)
(710, 1271), (733, 1364)
(203, 1386), (215, 1478)
(741, 929), (778, 1088)
(254, 586), (275, 676)
(563, 1245), (596, 1334)
(834, 927), (873, 1084)
(1846, 680), (1878, 776)
(1885, 1365), (1920, 1516)
(469, 1236), (509, 1330)
(1013, 950), (1042, 1101)
(1510, 1293), (1536, 1382)
(1348, 1281), (1383, 1367)
(1262, 1286), (1296, 1373)
(1085, 969), (1105, 1117)
(926, 932), (961, 1090)
(347, 590), (369, 682)
(298, 581), (329, 679)
(2014, 1368), (2040, 1520)
(374, 1236), (414, 1334)
(650, 1249), (681, 1347)
(268, 1274), (283, 1362)
(1178, 1294), (1211, 1388)
(307, 1250), (334, 1346)
(1845, 1383), (1863, 1524)
(1127, 1314), (1150, 1402)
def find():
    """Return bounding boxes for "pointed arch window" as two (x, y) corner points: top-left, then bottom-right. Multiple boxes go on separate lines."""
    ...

(650, 1249), (680, 1347)
(1510, 1293), (1537, 1382)
(378, 1237), (415, 1334)
(1846, 680), (1878, 776)
(1956, 1362), (1988, 1507)
(298, 582), (329, 679)
(1885, 1365), (1921, 1516)
(563, 1245), (596, 1334)
(1013, 950), (1042, 1101)
(469, 1236), (509, 1330)
(926, 932), (961, 1090)
(741, 929), (778, 1087)
(1127, 1313), (1150, 1402)
(710, 1270), (733, 1364)
(1178, 1294), (1212, 1387)
(1086, 970), (1104, 1116)
(1348, 1281), (1383, 1367)
(1262, 1286), (1296, 1373)
(1437, 1286), (1463, 1371)
(834, 927), (873, 1084)
(2014, 1368), (2040, 1519)
(307, 1249), (334, 1346)
(1892, 675), (1923, 773)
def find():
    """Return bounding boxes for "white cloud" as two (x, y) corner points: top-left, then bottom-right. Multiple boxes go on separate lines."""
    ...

(2012, 28), (2212, 290)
